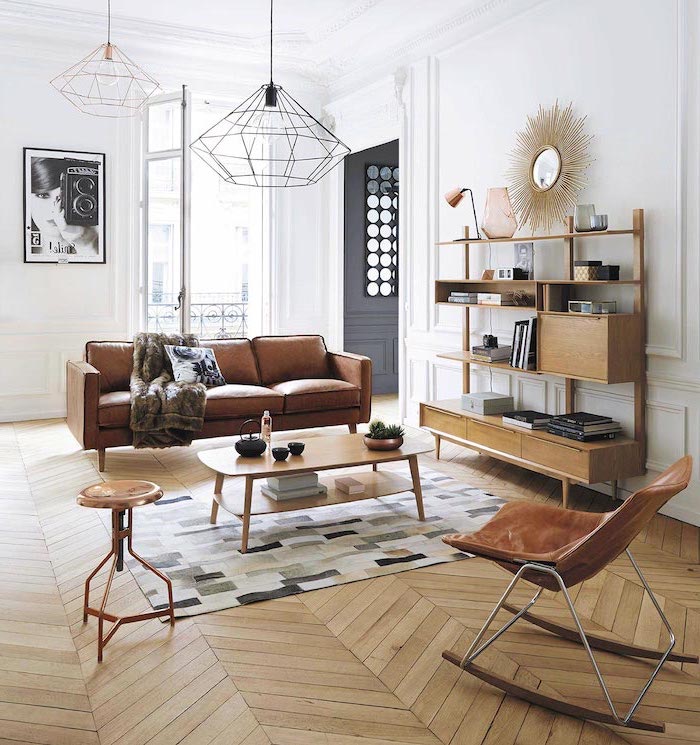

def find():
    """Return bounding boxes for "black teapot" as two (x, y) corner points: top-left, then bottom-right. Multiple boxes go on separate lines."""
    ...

(235, 419), (267, 457)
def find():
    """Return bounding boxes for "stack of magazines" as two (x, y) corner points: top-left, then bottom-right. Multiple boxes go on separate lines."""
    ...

(502, 411), (552, 430)
(448, 291), (478, 304)
(547, 413), (622, 442)
(509, 318), (537, 369)
(471, 345), (512, 362)
(261, 472), (327, 501)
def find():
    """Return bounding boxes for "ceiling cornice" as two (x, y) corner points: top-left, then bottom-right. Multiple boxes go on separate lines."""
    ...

(0, 0), (542, 97)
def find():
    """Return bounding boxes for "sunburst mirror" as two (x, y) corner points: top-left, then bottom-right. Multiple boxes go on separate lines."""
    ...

(507, 101), (593, 232)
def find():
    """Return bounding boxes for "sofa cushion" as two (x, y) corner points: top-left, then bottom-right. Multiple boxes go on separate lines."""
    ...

(205, 339), (260, 385)
(252, 335), (330, 385)
(270, 379), (360, 413)
(98, 391), (130, 428)
(87, 341), (133, 393)
(205, 384), (284, 419)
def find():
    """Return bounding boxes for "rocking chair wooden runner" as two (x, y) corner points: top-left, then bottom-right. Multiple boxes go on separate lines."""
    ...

(441, 455), (697, 733)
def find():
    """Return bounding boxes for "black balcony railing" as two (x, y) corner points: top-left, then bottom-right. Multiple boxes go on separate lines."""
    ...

(147, 293), (248, 338)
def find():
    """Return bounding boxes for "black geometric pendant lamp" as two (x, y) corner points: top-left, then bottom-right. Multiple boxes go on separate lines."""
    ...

(191, 0), (351, 187)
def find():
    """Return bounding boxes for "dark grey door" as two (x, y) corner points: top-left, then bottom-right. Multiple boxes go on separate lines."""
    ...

(344, 140), (399, 394)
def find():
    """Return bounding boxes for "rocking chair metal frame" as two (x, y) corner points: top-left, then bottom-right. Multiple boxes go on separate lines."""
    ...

(441, 455), (697, 734)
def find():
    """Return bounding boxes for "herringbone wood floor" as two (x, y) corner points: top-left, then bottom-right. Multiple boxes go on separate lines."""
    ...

(1, 396), (699, 744)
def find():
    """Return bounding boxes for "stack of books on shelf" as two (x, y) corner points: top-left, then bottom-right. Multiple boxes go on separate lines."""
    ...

(448, 291), (478, 304)
(477, 293), (515, 306)
(470, 345), (512, 363)
(261, 472), (327, 501)
(502, 411), (552, 430)
(509, 318), (537, 369)
(547, 413), (622, 442)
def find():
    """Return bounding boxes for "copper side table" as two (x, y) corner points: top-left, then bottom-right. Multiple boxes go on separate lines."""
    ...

(77, 480), (175, 662)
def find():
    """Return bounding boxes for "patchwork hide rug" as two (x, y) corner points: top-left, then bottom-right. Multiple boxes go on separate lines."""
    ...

(113, 466), (505, 617)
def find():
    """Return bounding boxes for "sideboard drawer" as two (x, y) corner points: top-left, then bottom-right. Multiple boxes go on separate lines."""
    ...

(469, 420), (521, 457)
(522, 436), (589, 479)
(421, 406), (467, 440)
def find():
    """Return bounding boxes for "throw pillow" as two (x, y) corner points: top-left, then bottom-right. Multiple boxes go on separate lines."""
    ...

(165, 345), (226, 387)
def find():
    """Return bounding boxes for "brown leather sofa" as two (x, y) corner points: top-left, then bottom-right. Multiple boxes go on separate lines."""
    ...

(67, 335), (372, 471)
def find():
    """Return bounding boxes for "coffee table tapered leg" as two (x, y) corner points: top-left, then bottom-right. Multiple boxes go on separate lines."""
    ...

(409, 455), (425, 521)
(240, 476), (254, 553)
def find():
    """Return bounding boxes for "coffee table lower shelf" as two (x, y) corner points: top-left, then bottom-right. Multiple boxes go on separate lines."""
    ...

(212, 469), (424, 553)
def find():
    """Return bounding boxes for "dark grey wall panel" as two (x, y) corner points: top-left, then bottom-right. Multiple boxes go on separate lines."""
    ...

(344, 140), (399, 395)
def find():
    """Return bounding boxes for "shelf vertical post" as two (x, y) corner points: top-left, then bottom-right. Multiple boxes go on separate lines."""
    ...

(633, 208), (646, 470)
(462, 225), (470, 394)
(565, 216), (575, 280)
(564, 215), (575, 412)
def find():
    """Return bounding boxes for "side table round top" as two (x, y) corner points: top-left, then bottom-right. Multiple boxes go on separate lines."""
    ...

(77, 480), (163, 510)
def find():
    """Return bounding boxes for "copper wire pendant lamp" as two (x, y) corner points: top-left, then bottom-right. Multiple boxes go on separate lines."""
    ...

(191, 0), (351, 187)
(51, 0), (160, 118)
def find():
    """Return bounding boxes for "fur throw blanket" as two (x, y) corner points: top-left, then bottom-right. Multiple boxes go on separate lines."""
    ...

(130, 332), (207, 448)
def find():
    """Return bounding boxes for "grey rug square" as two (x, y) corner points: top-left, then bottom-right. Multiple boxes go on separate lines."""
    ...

(115, 467), (505, 617)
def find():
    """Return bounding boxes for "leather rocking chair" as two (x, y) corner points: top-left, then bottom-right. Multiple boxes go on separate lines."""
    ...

(441, 455), (697, 733)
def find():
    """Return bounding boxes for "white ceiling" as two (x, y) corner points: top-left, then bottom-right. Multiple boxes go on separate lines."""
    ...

(0, 0), (524, 96)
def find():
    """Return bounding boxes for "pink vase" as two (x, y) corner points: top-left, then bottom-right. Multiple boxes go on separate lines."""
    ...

(481, 187), (517, 239)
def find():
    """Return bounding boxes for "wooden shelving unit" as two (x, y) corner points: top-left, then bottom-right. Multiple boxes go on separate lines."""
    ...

(420, 209), (647, 507)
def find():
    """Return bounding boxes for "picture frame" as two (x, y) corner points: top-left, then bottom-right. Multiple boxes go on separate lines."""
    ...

(514, 242), (534, 279)
(23, 147), (106, 264)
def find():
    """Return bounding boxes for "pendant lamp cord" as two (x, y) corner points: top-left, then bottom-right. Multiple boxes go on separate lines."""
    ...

(107, 0), (111, 44)
(269, 0), (273, 85)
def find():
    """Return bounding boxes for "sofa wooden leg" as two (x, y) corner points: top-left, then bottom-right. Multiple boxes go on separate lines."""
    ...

(98, 449), (106, 472)
(348, 423), (357, 434)
(434, 434), (441, 460)
(210, 499), (219, 525)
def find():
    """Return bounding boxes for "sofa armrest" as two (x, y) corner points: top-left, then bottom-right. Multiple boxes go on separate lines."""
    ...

(328, 351), (372, 423)
(66, 360), (100, 450)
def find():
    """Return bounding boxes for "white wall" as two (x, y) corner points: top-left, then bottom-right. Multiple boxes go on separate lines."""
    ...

(328, 0), (700, 524)
(0, 28), (333, 421)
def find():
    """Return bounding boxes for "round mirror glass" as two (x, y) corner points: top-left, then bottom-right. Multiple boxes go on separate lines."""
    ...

(531, 147), (561, 191)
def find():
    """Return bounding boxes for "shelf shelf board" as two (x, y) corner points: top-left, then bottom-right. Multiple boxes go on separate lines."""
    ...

(539, 310), (639, 318)
(537, 279), (640, 285)
(436, 302), (536, 310)
(436, 229), (635, 246)
(436, 351), (541, 376)
(437, 279), (639, 286)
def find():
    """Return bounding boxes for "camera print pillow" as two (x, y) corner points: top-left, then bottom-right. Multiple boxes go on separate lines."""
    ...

(165, 345), (226, 387)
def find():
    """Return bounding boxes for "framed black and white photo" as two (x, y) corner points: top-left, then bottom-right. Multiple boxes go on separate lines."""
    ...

(514, 242), (534, 279)
(23, 147), (106, 264)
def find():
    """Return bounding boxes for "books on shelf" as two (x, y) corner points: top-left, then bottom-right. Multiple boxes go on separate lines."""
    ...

(264, 472), (327, 501)
(509, 318), (537, 370)
(266, 472), (319, 492)
(547, 412), (622, 442)
(502, 410), (552, 430)
(448, 292), (478, 304)
(261, 483), (328, 501)
(470, 345), (512, 362)
(477, 293), (515, 306)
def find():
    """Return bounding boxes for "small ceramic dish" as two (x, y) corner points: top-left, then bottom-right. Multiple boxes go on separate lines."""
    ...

(288, 442), (305, 455)
(272, 447), (290, 462)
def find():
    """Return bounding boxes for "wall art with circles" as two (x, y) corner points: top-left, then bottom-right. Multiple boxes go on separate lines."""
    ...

(364, 164), (398, 297)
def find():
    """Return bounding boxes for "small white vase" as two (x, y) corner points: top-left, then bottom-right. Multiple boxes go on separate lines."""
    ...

(481, 187), (517, 239)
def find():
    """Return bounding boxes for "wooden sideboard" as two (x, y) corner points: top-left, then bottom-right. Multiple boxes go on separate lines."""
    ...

(422, 209), (647, 507)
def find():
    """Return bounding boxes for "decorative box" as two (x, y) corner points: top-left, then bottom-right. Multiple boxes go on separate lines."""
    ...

(597, 265), (620, 280)
(573, 260), (602, 281)
(461, 392), (515, 415)
(568, 300), (617, 314)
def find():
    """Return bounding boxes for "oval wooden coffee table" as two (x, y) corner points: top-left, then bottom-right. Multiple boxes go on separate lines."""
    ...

(198, 433), (432, 553)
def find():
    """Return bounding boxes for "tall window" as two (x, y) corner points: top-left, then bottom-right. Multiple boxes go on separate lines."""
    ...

(142, 91), (263, 338)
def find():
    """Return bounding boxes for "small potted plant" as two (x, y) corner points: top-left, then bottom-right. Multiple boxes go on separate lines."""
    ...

(363, 420), (405, 451)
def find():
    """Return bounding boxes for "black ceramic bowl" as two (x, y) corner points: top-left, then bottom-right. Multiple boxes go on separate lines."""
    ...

(272, 447), (290, 462)
(288, 441), (305, 456)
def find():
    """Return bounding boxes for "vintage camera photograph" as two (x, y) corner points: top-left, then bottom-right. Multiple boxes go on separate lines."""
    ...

(23, 147), (105, 263)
